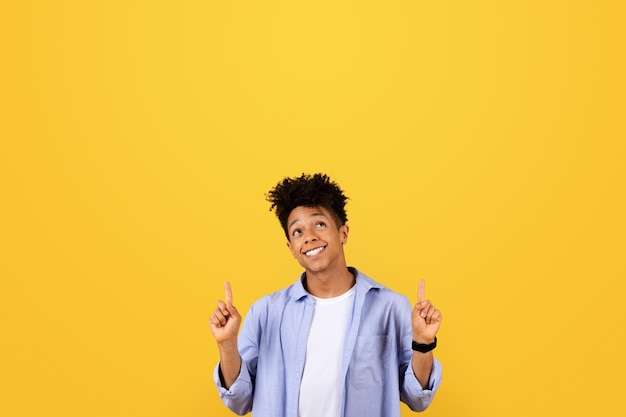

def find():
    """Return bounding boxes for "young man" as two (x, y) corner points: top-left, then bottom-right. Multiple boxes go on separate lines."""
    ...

(209, 173), (443, 417)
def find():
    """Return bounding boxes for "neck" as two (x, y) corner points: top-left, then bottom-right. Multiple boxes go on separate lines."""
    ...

(304, 267), (356, 298)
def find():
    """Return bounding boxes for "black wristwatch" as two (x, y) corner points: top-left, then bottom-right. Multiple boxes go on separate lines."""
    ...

(412, 337), (437, 353)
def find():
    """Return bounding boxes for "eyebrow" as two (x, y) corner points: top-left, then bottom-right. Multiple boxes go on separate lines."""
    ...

(288, 212), (326, 230)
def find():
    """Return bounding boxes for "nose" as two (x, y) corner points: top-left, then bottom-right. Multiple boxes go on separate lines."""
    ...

(303, 228), (318, 244)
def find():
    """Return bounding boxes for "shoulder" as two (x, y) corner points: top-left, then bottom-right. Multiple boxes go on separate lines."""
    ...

(369, 285), (412, 312)
(247, 280), (303, 315)
(354, 268), (412, 308)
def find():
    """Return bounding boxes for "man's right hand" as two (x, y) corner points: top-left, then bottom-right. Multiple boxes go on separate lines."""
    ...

(209, 282), (243, 389)
(209, 281), (242, 345)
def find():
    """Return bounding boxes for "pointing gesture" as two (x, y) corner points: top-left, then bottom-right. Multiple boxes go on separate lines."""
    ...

(209, 282), (242, 345)
(411, 279), (442, 344)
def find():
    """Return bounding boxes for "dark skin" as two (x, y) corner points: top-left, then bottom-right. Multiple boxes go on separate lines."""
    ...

(209, 205), (442, 389)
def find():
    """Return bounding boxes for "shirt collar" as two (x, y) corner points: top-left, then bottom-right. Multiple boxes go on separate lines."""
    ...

(291, 267), (382, 301)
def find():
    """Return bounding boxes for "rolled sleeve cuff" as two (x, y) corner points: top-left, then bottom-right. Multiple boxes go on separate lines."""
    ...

(401, 357), (443, 411)
(213, 361), (254, 415)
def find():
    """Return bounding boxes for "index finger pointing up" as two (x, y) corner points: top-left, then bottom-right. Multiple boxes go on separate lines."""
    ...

(418, 279), (425, 302)
(224, 281), (233, 305)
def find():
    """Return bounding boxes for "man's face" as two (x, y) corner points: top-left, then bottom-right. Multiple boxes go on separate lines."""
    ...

(286, 206), (349, 275)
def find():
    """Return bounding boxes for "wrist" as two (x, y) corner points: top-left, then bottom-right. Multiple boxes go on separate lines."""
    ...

(217, 339), (238, 352)
(412, 335), (435, 344)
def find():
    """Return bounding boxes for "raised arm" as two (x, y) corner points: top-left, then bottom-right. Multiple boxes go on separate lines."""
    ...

(209, 281), (242, 389)
(411, 279), (442, 389)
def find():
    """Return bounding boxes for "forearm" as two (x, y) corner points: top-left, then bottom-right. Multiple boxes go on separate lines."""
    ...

(217, 341), (242, 389)
(411, 350), (434, 389)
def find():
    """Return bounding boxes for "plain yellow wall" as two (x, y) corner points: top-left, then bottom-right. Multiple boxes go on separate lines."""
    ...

(1, 1), (625, 416)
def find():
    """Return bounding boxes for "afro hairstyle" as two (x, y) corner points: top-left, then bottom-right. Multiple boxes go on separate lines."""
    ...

(266, 173), (349, 239)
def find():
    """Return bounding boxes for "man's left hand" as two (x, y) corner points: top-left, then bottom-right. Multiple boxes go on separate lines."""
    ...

(411, 279), (442, 344)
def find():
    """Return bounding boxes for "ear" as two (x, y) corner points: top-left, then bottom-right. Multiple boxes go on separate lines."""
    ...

(286, 240), (297, 258)
(340, 224), (349, 244)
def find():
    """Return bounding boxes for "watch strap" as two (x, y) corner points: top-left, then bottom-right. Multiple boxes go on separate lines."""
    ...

(412, 337), (437, 353)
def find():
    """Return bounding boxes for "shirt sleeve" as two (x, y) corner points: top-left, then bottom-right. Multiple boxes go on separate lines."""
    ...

(400, 356), (443, 412)
(213, 361), (254, 416)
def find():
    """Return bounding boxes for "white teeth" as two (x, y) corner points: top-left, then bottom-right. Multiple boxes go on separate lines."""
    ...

(305, 247), (325, 256)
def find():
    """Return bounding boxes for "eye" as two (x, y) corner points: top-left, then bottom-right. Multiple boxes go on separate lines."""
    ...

(292, 229), (302, 237)
(315, 221), (326, 228)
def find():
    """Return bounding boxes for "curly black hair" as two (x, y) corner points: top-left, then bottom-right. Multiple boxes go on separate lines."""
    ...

(266, 173), (349, 238)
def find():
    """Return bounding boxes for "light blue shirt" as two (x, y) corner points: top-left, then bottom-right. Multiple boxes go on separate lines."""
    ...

(214, 268), (442, 417)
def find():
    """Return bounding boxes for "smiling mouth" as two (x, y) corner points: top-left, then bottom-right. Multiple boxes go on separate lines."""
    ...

(304, 246), (326, 257)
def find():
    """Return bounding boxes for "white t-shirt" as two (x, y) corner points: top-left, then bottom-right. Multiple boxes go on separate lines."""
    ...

(298, 287), (356, 417)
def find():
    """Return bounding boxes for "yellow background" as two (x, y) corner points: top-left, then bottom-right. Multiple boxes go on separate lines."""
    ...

(1, 1), (625, 416)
